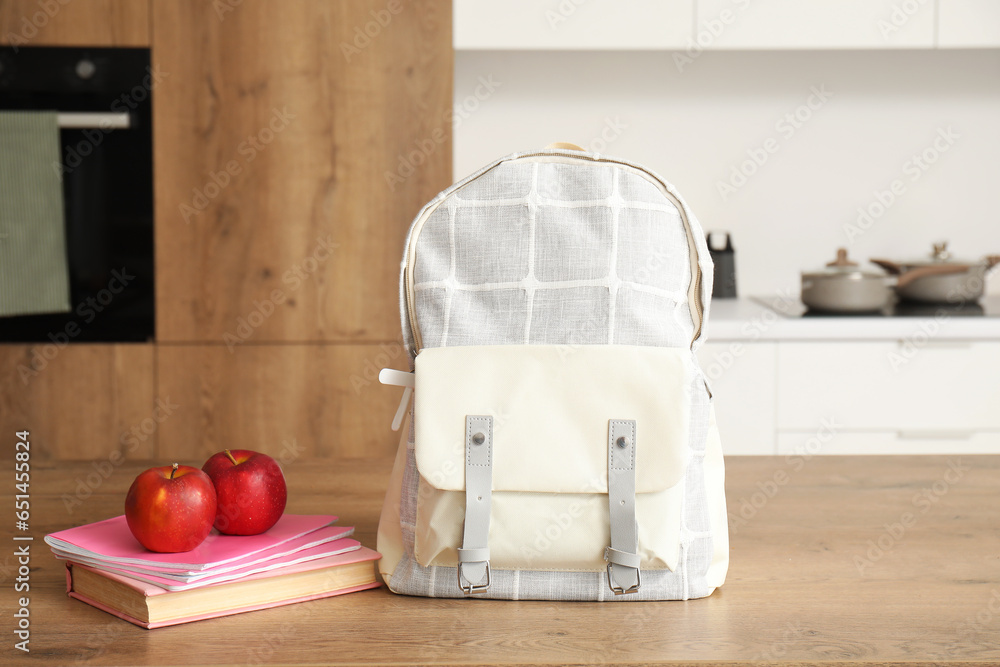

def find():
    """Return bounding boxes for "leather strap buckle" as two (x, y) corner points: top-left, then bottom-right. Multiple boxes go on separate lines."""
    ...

(458, 415), (493, 595)
(605, 561), (641, 595)
(606, 419), (641, 595)
(604, 546), (641, 595)
(458, 561), (491, 595)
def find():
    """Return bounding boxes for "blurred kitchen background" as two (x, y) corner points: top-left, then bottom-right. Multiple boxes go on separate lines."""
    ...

(0, 0), (998, 465)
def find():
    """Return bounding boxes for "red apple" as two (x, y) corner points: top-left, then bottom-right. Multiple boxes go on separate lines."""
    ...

(124, 463), (217, 553)
(201, 449), (287, 535)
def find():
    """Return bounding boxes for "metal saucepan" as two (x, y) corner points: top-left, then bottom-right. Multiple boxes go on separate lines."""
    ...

(871, 242), (1000, 305)
(801, 248), (967, 313)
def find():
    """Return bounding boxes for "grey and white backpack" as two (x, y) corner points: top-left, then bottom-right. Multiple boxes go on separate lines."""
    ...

(377, 145), (728, 600)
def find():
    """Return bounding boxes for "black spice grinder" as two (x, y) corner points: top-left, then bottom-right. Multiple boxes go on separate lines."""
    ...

(708, 232), (737, 298)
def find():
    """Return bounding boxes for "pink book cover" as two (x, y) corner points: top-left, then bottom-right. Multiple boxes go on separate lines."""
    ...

(62, 537), (362, 591)
(66, 547), (382, 629)
(50, 524), (355, 582)
(45, 514), (336, 572)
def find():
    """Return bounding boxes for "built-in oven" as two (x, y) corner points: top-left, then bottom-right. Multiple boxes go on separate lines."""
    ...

(0, 46), (153, 342)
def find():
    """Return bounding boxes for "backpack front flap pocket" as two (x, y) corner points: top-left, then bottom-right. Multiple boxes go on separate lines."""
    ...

(412, 344), (694, 577)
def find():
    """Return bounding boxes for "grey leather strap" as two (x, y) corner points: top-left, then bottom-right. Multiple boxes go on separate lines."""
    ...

(458, 415), (493, 594)
(606, 419), (640, 594)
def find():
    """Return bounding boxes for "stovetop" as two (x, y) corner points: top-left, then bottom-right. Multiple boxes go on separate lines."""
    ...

(750, 295), (1000, 319)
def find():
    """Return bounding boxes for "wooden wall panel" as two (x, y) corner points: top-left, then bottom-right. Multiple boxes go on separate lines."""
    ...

(156, 344), (411, 461)
(0, 0), (148, 46)
(153, 0), (453, 343)
(0, 344), (154, 461)
(0, 1), (452, 462)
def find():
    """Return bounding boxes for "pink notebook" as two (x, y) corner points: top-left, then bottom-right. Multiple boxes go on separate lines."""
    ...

(51, 524), (354, 582)
(45, 514), (336, 571)
(66, 547), (382, 629)
(61, 537), (361, 591)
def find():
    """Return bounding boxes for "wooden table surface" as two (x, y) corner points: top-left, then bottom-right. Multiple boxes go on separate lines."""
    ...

(6, 455), (999, 666)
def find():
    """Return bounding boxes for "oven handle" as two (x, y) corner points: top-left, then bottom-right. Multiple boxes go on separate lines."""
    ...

(56, 112), (130, 130)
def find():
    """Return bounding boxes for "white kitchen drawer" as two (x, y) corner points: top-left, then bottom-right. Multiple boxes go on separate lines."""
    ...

(777, 430), (1000, 455)
(696, 0), (935, 49)
(777, 341), (1000, 431)
(697, 342), (776, 455)
(454, 0), (693, 50)
(938, 0), (1000, 47)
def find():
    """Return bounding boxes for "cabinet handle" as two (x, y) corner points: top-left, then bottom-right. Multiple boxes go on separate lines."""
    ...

(894, 340), (972, 349)
(896, 430), (975, 440)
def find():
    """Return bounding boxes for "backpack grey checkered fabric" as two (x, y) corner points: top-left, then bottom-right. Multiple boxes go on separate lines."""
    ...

(382, 148), (723, 600)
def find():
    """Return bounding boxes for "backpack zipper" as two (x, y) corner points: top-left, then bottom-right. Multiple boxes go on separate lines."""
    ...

(403, 152), (705, 354)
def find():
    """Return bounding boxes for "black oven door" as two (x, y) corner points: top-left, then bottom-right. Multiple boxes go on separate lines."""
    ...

(0, 46), (153, 342)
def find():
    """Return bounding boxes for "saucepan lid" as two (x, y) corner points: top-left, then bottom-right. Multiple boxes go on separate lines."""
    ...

(802, 248), (885, 281)
(874, 242), (1000, 272)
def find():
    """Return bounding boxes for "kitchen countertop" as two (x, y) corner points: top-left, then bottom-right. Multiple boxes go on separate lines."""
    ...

(705, 295), (1000, 341)
(18, 456), (1000, 666)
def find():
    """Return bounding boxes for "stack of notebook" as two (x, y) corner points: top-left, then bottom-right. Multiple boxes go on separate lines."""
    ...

(45, 514), (380, 628)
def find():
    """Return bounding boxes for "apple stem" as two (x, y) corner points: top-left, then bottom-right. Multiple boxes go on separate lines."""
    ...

(170, 463), (178, 479)
(224, 449), (238, 466)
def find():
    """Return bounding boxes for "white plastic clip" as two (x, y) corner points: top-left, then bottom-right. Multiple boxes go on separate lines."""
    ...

(378, 368), (415, 388)
(379, 369), (415, 431)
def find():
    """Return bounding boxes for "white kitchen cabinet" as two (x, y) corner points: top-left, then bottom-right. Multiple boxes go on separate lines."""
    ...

(696, 300), (1000, 455)
(777, 431), (1000, 455)
(776, 341), (1000, 432)
(938, 0), (1000, 47)
(695, 0), (936, 49)
(697, 342), (777, 455)
(455, 0), (999, 51)
(453, 0), (693, 50)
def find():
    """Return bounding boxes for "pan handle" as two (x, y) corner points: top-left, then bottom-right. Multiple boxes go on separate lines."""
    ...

(870, 258), (903, 275)
(984, 255), (1000, 270)
(894, 263), (969, 289)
